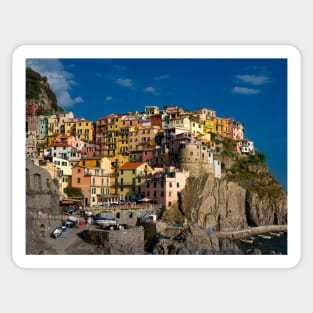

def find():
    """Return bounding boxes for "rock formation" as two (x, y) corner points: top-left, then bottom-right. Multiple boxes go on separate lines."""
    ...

(162, 155), (287, 232)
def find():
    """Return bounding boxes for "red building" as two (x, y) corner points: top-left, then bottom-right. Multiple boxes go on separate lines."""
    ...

(26, 100), (40, 117)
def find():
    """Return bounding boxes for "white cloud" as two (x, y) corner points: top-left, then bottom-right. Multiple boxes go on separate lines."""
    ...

(106, 96), (113, 101)
(26, 59), (84, 107)
(144, 86), (156, 93)
(115, 78), (134, 88)
(231, 86), (260, 95)
(143, 86), (161, 95)
(235, 74), (271, 86)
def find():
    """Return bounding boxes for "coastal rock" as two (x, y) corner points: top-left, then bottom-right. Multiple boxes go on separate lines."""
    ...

(177, 174), (248, 231)
(163, 159), (287, 232)
(150, 223), (242, 255)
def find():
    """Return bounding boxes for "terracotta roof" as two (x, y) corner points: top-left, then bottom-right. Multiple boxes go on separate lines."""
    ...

(50, 143), (70, 147)
(119, 162), (146, 169)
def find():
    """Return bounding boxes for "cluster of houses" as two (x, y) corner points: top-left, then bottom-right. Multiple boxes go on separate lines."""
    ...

(26, 102), (255, 210)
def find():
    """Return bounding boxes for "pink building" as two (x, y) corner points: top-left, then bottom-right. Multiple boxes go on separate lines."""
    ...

(72, 165), (112, 206)
(26, 100), (40, 117)
(54, 135), (85, 150)
(142, 168), (189, 209)
(81, 141), (97, 158)
(121, 115), (139, 128)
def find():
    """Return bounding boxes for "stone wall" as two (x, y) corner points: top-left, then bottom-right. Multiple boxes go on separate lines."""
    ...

(179, 160), (214, 177)
(26, 159), (62, 212)
(82, 226), (144, 255)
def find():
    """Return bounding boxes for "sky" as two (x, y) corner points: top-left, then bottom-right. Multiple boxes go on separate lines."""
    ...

(26, 58), (287, 191)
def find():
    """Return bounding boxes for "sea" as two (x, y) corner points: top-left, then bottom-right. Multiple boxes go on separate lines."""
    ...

(237, 231), (288, 255)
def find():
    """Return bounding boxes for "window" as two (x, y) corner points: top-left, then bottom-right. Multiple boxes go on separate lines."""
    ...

(161, 191), (164, 197)
(168, 201), (172, 207)
(177, 182), (180, 188)
(77, 178), (80, 183)
(132, 169), (135, 174)
(169, 182), (172, 188)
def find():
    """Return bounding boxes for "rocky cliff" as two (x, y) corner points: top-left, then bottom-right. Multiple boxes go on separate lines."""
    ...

(162, 154), (287, 232)
(26, 67), (63, 114)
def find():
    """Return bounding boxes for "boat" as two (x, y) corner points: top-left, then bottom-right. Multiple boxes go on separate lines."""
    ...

(51, 226), (63, 239)
(93, 216), (117, 227)
(258, 234), (272, 239)
(269, 232), (281, 237)
(240, 239), (254, 244)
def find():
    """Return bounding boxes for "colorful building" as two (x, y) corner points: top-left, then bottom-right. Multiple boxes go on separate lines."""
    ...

(118, 162), (153, 201)
(74, 118), (94, 142)
(142, 167), (189, 209)
(72, 157), (112, 206)
(49, 143), (81, 162)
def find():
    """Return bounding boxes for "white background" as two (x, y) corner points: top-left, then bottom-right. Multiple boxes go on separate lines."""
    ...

(1, 1), (310, 312)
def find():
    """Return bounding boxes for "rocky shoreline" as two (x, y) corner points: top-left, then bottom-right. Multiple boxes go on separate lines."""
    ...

(218, 224), (287, 240)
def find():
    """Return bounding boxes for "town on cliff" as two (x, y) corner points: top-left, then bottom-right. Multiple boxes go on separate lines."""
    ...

(25, 68), (287, 255)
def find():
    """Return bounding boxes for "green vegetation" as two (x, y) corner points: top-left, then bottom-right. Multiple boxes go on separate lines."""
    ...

(220, 138), (236, 158)
(26, 68), (42, 100)
(240, 151), (266, 165)
(26, 67), (63, 114)
(224, 150), (285, 200)
(64, 187), (84, 198)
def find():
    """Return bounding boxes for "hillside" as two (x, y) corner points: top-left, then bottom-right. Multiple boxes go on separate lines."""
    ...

(26, 67), (64, 114)
(162, 149), (287, 231)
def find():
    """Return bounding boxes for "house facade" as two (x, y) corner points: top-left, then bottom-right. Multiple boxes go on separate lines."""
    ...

(142, 168), (189, 209)
(118, 162), (153, 201)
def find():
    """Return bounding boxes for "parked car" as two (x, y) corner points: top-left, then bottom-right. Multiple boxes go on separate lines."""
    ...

(65, 220), (76, 228)
(63, 207), (75, 215)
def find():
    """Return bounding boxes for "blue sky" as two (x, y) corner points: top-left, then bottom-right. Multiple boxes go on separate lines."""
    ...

(26, 58), (287, 191)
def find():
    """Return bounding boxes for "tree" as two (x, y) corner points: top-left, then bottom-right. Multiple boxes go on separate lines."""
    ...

(64, 187), (84, 198)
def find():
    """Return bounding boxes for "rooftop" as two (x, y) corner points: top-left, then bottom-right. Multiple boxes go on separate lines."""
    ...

(119, 162), (146, 170)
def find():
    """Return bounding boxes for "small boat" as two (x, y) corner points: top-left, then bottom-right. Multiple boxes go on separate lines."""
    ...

(258, 234), (271, 239)
(240, 239), (254, 244)
(51, 227), (63, 239)
(269, 232), (281, 237)
(93, 216), (117, 227)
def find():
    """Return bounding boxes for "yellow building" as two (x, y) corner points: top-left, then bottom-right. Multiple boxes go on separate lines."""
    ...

(145, 105), (160, 116)
(47, 115), (59, 136)
(63, 121), (76, 137)
(118, 162), (153, 201)
(204, 117), (216, 134)
(190, 118), (204, 135)
(96, 114), (130, 169)
(79, 156), (111, 169)
(75, 119), (94, 142)
(215, 117), (228, 138)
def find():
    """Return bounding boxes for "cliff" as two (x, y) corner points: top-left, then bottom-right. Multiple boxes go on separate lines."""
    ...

(26, 67), (63, 114)
(162, 154), (287, 232)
